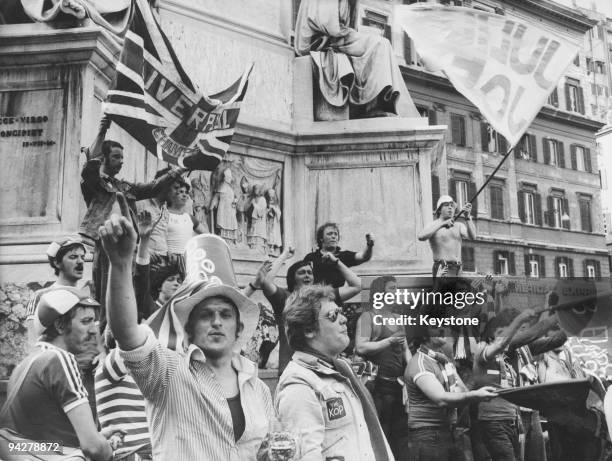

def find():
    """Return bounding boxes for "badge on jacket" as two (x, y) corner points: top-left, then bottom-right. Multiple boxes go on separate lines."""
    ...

(325, 397), (346, 421)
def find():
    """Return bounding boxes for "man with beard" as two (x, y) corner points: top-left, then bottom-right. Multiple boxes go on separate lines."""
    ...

(79, 117), (185, 323)
(276, 285), (394, 460)
(417, 196), (475, 279)
(0, 288), (120, 460)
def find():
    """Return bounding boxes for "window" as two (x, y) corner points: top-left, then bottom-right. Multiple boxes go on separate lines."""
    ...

(586, 57), (594, 73)
(543, 138), (565, 168)
(450, 113), (466, 146)
(449, 176), (478, 216)
(516, 133), (537, 161)
(524, 254), (545, 278)
(480, 123), (507, 153)
(462, 246), (475, 272)
(548, 88), (559, 107)
(546, 194), (569, 229)
(555, 256), (574, 279)
(579, 196), (592, 232)
(416, 105), (437, 125)
(361, 10), (391, 40)
(494, 250), (515, 275)
(490, 184), (504, 219)
(565, 80), (585, 114)
(518, 188), (542, 225)
(571, 145), (592, 172)
(596, 61), (605, 74)
(583, 259), (601, 279)
(573, 54), (580, 66)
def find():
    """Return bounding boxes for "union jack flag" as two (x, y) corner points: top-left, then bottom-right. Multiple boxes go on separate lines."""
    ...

(103, 0), (252, 171)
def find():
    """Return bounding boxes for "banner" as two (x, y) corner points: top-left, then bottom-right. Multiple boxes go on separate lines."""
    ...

(103, 0), (252, 171)
(395, 5), (580, 147)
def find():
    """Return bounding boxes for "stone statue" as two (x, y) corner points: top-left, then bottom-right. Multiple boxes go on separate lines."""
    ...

(235, 176), (251, 246)
(265, 188), (282, 256)
(247, 184), (267, 252)
(18, 0), (132, 38)
(190, 173), (211, 233)
(210, 168), (238, 245)
(294, 0), (419, 118)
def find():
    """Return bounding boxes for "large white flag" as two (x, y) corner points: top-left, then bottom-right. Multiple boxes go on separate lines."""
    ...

(395, 5), (580, 147)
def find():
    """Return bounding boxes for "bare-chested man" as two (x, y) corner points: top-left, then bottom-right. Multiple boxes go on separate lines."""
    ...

(418, 195), (476, 278)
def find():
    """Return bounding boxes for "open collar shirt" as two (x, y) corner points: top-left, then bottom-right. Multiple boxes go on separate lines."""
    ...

(119, 325), (273, 461)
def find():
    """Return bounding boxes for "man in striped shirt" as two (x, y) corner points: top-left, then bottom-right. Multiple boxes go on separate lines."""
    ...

(101, 200), (273, 461)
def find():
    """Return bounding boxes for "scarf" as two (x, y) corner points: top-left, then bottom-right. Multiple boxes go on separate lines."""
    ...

(333, 357), (391, 461)
(419, 346), (458, 392)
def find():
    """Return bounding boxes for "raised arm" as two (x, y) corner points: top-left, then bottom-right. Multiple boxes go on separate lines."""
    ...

(418, 218), (447, 241)
(458, 203), (476, 240)
(83, 116), (111, 161)
(482, 309), (536, 360)
(130, 167), (186, 201)
(323, 253), (361, 301)
(354, 234), (374, 263)
(99, 193), (146, 350)
(259, 246), (295, 298)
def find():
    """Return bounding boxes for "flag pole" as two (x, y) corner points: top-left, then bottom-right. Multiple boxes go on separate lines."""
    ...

(455, 145), (515, 219)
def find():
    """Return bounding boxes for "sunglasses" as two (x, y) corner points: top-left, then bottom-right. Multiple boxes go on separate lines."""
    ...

(320, 306), (343, 323)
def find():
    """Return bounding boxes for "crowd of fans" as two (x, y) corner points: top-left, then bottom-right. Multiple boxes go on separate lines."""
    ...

(0, 134), (611, 461)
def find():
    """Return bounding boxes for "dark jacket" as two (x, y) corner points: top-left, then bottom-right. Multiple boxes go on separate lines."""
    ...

(79, 158), (180, 241)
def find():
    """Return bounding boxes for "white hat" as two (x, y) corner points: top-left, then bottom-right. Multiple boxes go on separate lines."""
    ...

(435, 195), (456, 212)
(34, 287), (100, 336)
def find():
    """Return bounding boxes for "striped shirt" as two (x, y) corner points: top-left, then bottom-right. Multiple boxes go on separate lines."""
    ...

(94, 349), (151, 457)
(1, 342), (89, 447)
(119, 325), (273, 461)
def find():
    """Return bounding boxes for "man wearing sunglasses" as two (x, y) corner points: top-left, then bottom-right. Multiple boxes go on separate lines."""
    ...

(276, 285), (394, 461)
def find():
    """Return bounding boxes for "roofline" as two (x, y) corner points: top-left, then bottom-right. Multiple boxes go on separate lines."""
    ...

(503, 0), (598, 32)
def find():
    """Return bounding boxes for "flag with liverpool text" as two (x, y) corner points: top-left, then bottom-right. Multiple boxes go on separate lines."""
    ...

(102, 0), (252, 170)
(395, 4), (580, 147)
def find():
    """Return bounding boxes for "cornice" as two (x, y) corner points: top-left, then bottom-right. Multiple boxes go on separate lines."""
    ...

(503, 0), (597, 32)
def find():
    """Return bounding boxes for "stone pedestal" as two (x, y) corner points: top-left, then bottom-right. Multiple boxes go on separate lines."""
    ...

(0, 22), (120, 283)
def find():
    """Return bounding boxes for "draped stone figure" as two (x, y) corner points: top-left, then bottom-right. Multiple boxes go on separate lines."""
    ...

(294, 0), (419, 118)
(18, 0), (132, 37)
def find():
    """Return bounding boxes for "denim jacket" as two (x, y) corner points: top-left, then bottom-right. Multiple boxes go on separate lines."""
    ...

(78, 159), (179, 242)
(275, 351), (392, 461)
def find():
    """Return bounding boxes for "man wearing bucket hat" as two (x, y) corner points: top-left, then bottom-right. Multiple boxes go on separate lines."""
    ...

(417, 195), (476, 279)
(0, 287), (120, 461)
(101, 196), (273, 461)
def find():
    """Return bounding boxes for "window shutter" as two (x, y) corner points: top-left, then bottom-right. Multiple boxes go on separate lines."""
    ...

(508, 252), (516, 275)
(595, 260), (601, 279)
(550, 88), (559, 107)
(543, 139), (550, 165)
(404, 33), (412, 64)
(518, 191), (526, 223)
(558, 141), (565, 168)
(428, 109), (437, 125)
(459, 116), (466, 146)
(432, 174), (440, 210)
(529, 134), (537, 162)
(481, 122), (490, 152)
(585, 148), (592, 173)
(538, 255), (546, 278)
(383, 24), (392, 41)
(583, 259), (589, 278)
(580, 200), (592, 232)
(570, 145), (577, 170)
(534, 192), (543, 226)
(468, 181), (478, 217)
(555, 257), (560, 278)
(546, 195), (553, 226)
(451, 116), (461, 145)
(524, 254), (530, 277)
(577, 86), (585, 114)
(448, 179), (456, 200)
(564, 83), (571, 111)
(568, 258), (574, 278)
(498, 134), (508, 154)
(493, 251), (500, 274)
(462, 247), (475, 272)
(562, 198), (570, 230)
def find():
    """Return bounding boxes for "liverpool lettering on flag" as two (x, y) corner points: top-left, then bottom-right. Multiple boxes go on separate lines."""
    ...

(395, 4), (580, 147)
(103, 0), (252, 171)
